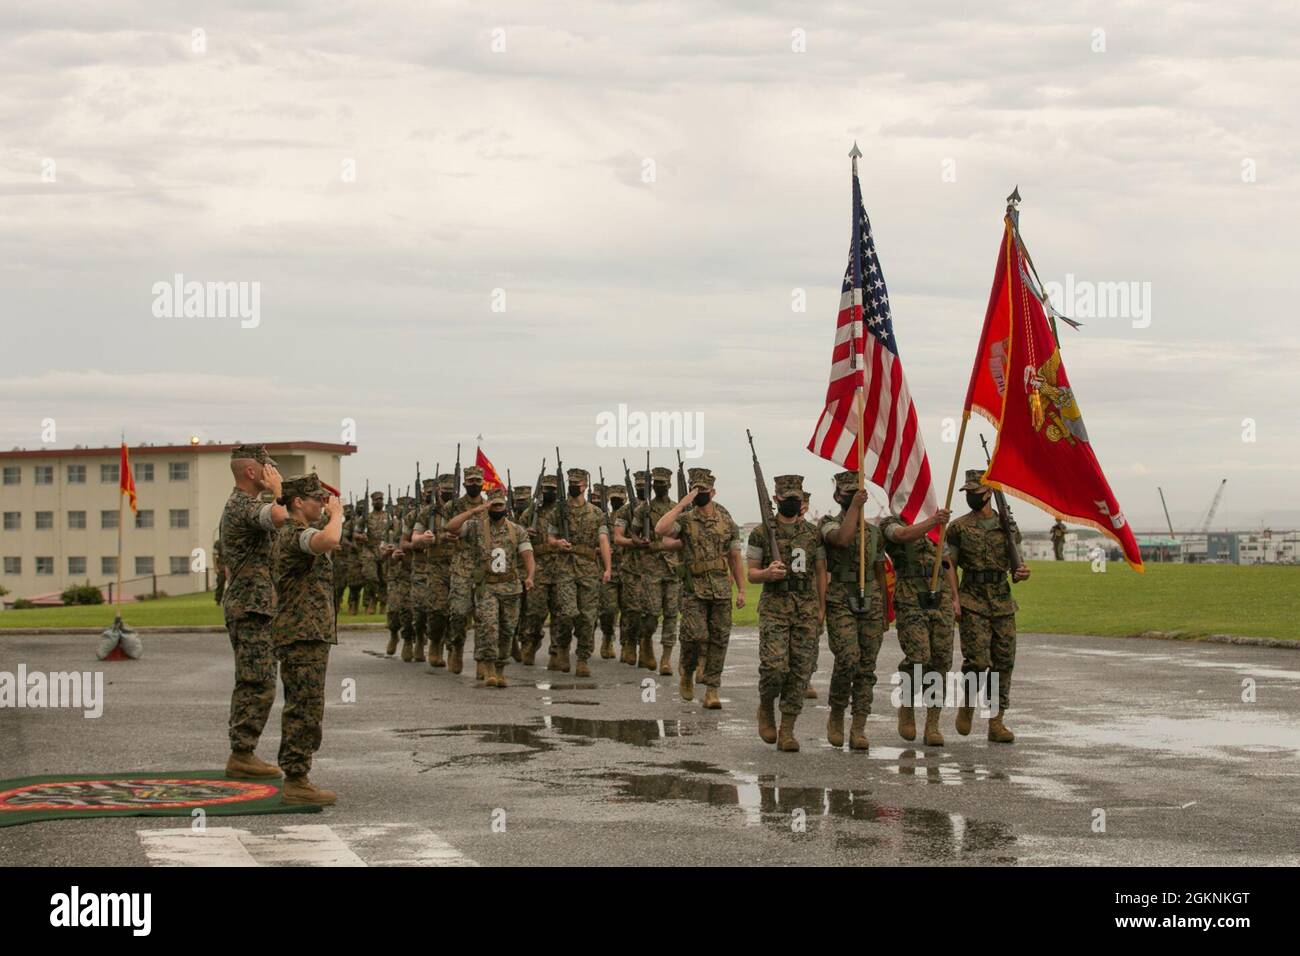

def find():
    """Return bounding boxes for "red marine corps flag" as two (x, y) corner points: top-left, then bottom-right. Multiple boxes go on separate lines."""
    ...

(474, 445), (504, 492)
(963, 193), (1143, 572)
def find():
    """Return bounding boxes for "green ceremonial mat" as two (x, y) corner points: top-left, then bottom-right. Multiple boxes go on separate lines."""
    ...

(0, 770), (322, 827)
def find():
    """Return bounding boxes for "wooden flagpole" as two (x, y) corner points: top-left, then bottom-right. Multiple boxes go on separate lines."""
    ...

(849, 142), (867, 603)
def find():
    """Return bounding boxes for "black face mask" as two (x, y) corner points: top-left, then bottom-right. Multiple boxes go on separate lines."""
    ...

(966, 491), (991, 512)
(777, 498), (801, 518)
(653, 484), (669, 499)
(441, 492), (454, 503)
(693, 491), (711, 508)
(488, 508), (507, 522)
(637, 487), (648, 500)
(609, 498), (625, 511)
(568, 484), (582, 498)
(542, 490), (557, 505)
(465, 484), (482, 498)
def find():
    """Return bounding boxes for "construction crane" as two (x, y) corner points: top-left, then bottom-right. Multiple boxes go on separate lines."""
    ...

(1158, 487), (1175, 537)
(1199, 478), (1227, 532)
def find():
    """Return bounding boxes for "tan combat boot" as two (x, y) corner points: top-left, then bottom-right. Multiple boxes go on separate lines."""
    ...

(658, 647), (674, 676)
(702, 686), (722, 710)
(987, 710), (1015, 743)
(521, 640), (536, 667)
(849, 713), (869, 751)
(484, 662), (499, 688)
(226, 751), (281, 779)
(281, 775), (337, 806)
(679, 667), (695, 702)
(476, 660), (487, 681)
(826, 706), (846, 748)
(897, 705), (917, 742)
(511, 636), (522, 663)
(575, 659), (591, 678)
(401, 639), (414, 662)
(694, 656), (706, 682)
(494, 663), (509, 689)
(347, 599), (359, 616)
(923, 707), (945, 747)
(757, 698), (777, 744)
(448, 645), (463, 674)
(427, 641), (445, 667)
(805, 684), (818, 699)
(414, 637), (426, 662)
(955, 706), (974, 736)
(637, 636), (656, 670)
(600, 636), (614, 659)
(386, 634), (399, 656)
(556, 646), (571, 673)
(777, 714), (800, 752)
(621, 641), (637, 665)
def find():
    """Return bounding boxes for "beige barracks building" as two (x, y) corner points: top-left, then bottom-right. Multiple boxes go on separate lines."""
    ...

(0, 440), (355, 604)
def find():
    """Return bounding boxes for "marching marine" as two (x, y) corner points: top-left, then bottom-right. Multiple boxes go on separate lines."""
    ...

(548, 468), (612, 677)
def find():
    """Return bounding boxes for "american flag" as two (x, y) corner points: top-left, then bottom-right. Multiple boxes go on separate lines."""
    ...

(808, 157), (937, 524)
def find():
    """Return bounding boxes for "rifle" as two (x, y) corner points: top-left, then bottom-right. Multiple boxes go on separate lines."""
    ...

(676, 450), (689, 504)
(415, 461), (421, 506)
(358, 479), (370, 541)
(597, 466), (609, 514)
(621, 458), (637, 527)
(507, 469), (515, 515)
(530, 458), (546, 534)
(642, 450), (653, 540)
(746, 429), (781, 573)
(554, 447), (571, 541)
(453, 443), (462, 499)
(978, 433), (1024, 574)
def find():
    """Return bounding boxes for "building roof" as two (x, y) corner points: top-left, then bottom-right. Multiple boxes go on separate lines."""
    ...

(0, 441), (357, 460)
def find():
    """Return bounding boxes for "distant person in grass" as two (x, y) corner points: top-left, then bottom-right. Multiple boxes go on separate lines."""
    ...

(219, 444), (287, 781)
(271, 473), (343, 805)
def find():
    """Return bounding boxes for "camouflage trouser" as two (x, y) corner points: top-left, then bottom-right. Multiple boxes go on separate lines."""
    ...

(524, 576), (577, 649)
(357, 553), (382, 608)
(386, 579), (411, 635)
(642, 575), (681, 648)
(958, 611), (1016, 710)
(758, 595), (821, 717)
(553, 578), (600, 660)
(345, 576), (366, 609)
(274, 639), (331, 777)
(447, 573), (475, 649)
(825, 585), (885, 716)
(894, 583), (954, 706)
(598, 578), (620, 640)
(413, 573), (450, 650)
(226, 613), (277, 754)
(679, 593), (731, 687)
(618, 570), (645, 647)
(473, 589), (522, 665)
(214, 570), (226, 604)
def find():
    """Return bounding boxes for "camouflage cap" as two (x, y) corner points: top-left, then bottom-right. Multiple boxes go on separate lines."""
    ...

(437, 473), (455, 489)
(343, 502), (355, 512)
(421, 477), (437, 488)
(486, 487), (508, 505)
(651, 466), (672, 482)
(687, 467), (715, 490)
(960, 469), (988, 492)
(832, 470), (859, 493)
(230, 443), (276, 466)
(282, 473), (327, 500)
(633, 470), (649, 484)
(513, 484), (532, 499)
(590, 482), (607, 497)
(607, 486), (627, 503)
(773, 474), (805, 500)
(566, 468), (590, 484)
(463, 466), (484, 481)
(540, 474), (559, 490)
(370, 490), (384, 499)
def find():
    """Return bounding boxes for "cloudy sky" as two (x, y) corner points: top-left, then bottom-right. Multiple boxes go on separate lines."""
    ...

(2, 1), (1297, 532)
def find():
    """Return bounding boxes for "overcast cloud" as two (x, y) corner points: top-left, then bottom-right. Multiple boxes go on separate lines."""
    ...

(1, 1), (1297, 531)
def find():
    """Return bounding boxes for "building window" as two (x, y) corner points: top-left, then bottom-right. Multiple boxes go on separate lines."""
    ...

(2, 512), (18, 531)
(136, 462), (154, 482)
(169, 462), (189, 481)
(135, 556), (154, 575)
(35, 511), (53, 530)
(68, 510), (86, 530)
(34, 465), (53, 485)
(68, 556), (87, 576)
(2, 557), (19, 575)
(169, 509), (190, 529)
(101, 463), (120, 483)
(2, 466), (18, 485)
(169, 556), (189, 575)
(67, 464), (86, 484)
(36, 556), (54, 575)
(101, 556), (118, 576)
(135, 510), (154, 529)
(101, 510), (119, 530)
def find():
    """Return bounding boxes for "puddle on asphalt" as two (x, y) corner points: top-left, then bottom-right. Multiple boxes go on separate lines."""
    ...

(586, 767), (1016, 860)
(394, 715), (692, 765)
(1041, 712), (1300, 759)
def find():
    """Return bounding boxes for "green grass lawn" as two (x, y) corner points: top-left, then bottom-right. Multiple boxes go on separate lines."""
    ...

(2, 562), (1296, 640)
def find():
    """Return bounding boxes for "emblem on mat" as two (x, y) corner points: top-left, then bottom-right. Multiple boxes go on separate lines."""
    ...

(0, 778), (277, 811)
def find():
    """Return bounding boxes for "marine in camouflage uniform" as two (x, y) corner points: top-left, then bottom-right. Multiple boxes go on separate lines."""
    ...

(881, 504), (956, 747)
(548, 468), (612, 677)
(219, 444), (286, 780)
(819, 472), (888, 751)
(656, 467), (744, 709)
(591, 484), (621, 658)
(519, 475), (577, 670)
(611, 470), (652, 667)
(631, 466), (683, 675)
(383, 496), (418, 661)
(270, 473), (341, 806)
(945, 469), (1031, 744)
(1050, 520), (1067, 561)
(445, 488), (536, 687)
(407, 476), (453, 669)
(351, 490), (389, 615)
(212, 532), (226, 604)
(747, 475), (826, 752)
(343, 505), (367, 614)
(332, 503), (353, 612)
(444, 466), (486, 675)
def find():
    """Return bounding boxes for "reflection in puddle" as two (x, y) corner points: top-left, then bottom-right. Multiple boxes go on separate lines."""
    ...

(394, 716), (691, 764)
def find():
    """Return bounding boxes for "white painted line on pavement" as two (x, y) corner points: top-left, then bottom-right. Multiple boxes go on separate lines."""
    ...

(137, 827), (259, 866)
(137, 822), (477, 867)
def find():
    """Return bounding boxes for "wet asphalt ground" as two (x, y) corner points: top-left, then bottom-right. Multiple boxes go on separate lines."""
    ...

(2, 626), (1298, 866)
